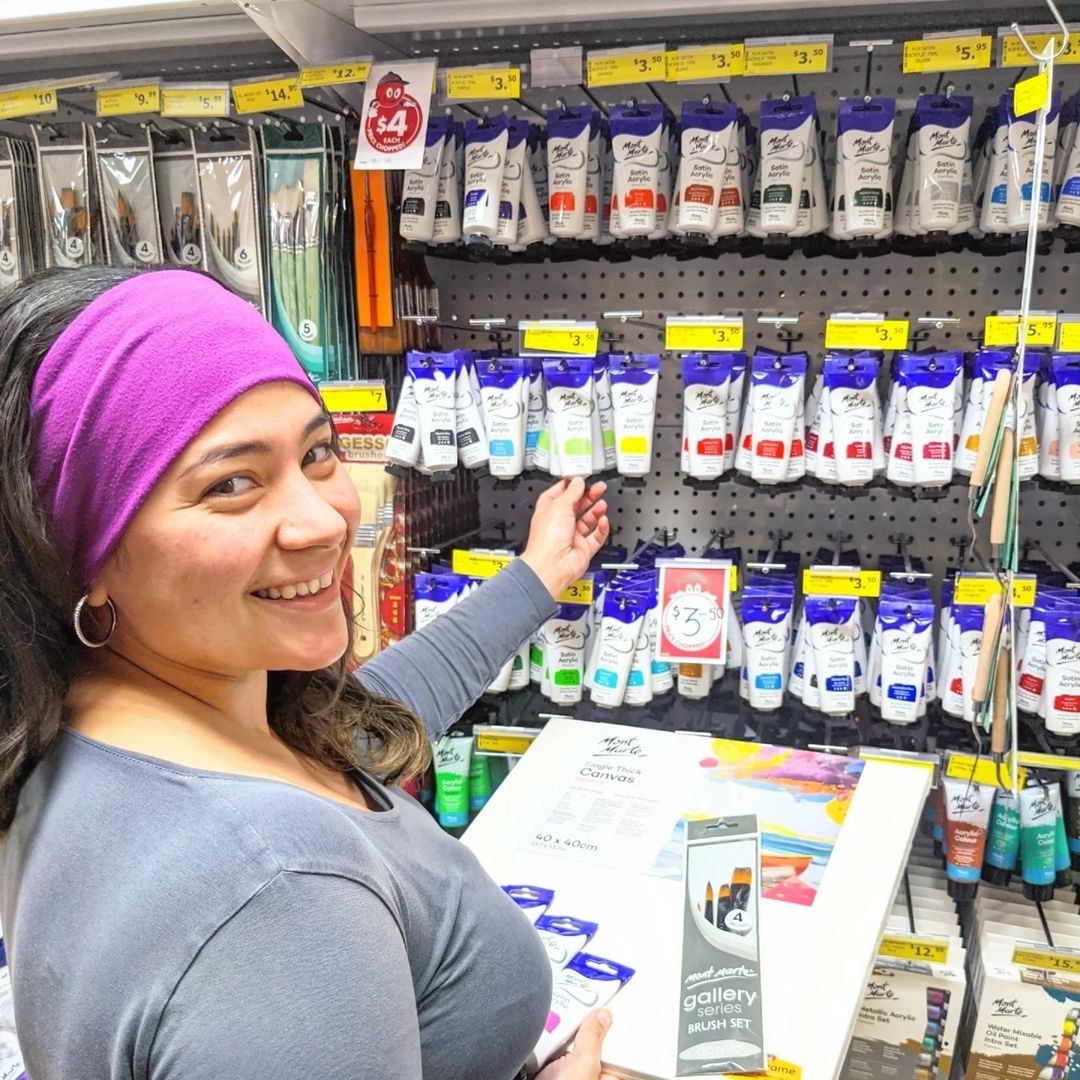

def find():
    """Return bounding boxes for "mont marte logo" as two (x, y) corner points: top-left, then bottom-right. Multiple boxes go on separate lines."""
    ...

(850, 135), (886, 159)
(593, 735), (647, 759)
(991, 997), (1025, 1017)
(866, 981), (897, 1000)
(928, 129), (961, 153)
(364, 71), (424, 155)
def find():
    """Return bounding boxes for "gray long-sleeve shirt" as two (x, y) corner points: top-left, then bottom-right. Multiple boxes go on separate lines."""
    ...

(0, 559), (558, 1080)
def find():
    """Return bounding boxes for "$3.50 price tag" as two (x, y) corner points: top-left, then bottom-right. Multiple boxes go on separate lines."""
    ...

(744, 40), (830, 76)
(446, 67), (521, 100)
(665, 317), (744, 352)
(665, 44), (746, 81)
(586, 48), (666, 88)
(520, 322), (599, 357)
(656, 561), (732, 664)
(824, 318), (909, 350)
(802, 568), (882, 598)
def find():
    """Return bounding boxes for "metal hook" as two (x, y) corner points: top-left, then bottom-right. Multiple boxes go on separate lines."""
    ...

(1011, 0), (1072, 63)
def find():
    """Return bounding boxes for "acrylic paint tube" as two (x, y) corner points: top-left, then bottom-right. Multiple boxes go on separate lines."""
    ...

(400, 115), (452, 243)
(408, 351), (458, 478)
(535, 915), (599, 976)
(829, 138), (851, 242)
(385, 371), (422, 476)
(433, 732), (473, 829)
(744, 137), (765, 238)
(492, 118), (529, 246)
(503, 885), (555, 923)
(414, 572), (462, 630)
(1054, 355), (1080, 484)
(461, 116), (509, 243)
(957, 349), (1013, 475)
(983, 787), (1021, 886)
(592, 356), (617, 471)
(431, 123), (463, 245)
(897, 350), (961, 486)
(676, 101), (738, 237)
(742, 591), (794, 710)
(806, 597), (857, 714)
(942, 777), (994, 900)
(951, 126), (976, 236)
(894, 121), (918, 236)
(543, 603), (589, 706)
(624, 613), (654, 707)
(609, 102), (663, 237)
(678, 662), (713, 699)
(594, 127), (617, 246)
(1038, 354), (1060, 480)
(580, 115), (603, 241)
(1065, 773), (1080, 870)
(1020, 783), (1059, 902)
(543, 359), (594, 477)
(454, 354), (489, 470)
(476, 356), (526, 479)
(939, 604), (977, 719)
(646, 599), (674, 694)
(724, 353), (747, 473)
(649, 117), (673, 239)
(609, 354), (661, 479)
(546, 105), (591, 238)
(804, 372), (825, 476)
(486, 651), (515, 693)
(1056, 106), (1080, 224)
(509, 640), (531, 691)
(788, 605), (810, 701)
(807, 120), (829, 236)
(785, 380), (806, 482)
(513, 143), (546, 250)
(935, 578), (954, 707)
(1054, 94), (1078, 199)
(1014, 351), (1040, 481)
(590, 587), (650, 708)
(823, 353), (880, 486)
(524, 358), (546, 471)
(1044, 611), (1080, 735)
(1017, 596), (1051, 713)
(1006, 93), (1060, 232)
(758, 96), (815, 235)
(682, 353), (733, 480)
(836, 97), (896, 237)
(790, 118), (818, 238)
(469, 752), (492, 813)
(878, 597), (935, 725)
(915, 93), (973, 233)
(749, 350), (807, 484)
(529, 953), (636, 1071)
(1049, 783), (1073, 886)
(971, 108), (995, 229)
(979, 102), (1010, 235)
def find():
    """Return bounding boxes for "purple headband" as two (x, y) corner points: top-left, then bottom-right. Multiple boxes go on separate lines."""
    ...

(29, 270), (323, 589)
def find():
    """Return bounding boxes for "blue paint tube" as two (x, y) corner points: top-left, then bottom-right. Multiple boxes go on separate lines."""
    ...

(1020, 783), (1059, 902)
(983, 787), (1021, 886)
(590, 585), (651, 708)
(741, 587), (795, 710)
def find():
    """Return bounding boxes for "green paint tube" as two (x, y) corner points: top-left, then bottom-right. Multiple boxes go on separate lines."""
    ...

(1049, 783), (1073, 887)
(434, 733), (473, 830)
(1020, 783), (1058, 902)
(469, 751), (493, 813)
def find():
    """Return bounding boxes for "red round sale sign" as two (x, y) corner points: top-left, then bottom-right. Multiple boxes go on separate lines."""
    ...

(363, 71), (424, 154)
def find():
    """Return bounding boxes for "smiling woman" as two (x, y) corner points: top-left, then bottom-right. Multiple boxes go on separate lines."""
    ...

(0, 266), (614, 1080)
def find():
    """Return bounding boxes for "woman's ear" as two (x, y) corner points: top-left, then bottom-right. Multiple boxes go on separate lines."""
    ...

(86, 581), (110, 607)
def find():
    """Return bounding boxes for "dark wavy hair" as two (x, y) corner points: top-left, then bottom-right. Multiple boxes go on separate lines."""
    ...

(0, 267), (429, 830)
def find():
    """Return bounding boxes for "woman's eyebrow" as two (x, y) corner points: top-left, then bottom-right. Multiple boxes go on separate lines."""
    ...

(179, 414), (331, 479)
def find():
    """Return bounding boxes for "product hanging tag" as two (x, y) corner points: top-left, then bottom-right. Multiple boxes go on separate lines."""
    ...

(678, 815), (765, 1075)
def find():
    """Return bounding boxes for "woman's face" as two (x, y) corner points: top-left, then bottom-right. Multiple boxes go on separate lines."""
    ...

(94, 381), (359, 676)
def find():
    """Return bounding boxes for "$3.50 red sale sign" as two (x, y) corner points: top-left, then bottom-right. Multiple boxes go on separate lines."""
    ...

(656, 560), (732, 664)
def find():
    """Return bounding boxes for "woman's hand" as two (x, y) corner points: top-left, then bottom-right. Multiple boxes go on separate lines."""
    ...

(535, 1009), (619, 1080)
(520, 478), (610, 600)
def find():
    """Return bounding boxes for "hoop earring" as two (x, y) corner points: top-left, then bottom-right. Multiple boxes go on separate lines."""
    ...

(73, 595), (117, 649)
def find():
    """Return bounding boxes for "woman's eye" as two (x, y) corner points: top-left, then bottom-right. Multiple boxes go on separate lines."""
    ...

(304, 441), (336, 468)
(206, 475), (256, 498)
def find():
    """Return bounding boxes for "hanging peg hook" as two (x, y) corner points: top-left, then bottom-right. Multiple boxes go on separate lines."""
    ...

(1011, 0), (1072, 64)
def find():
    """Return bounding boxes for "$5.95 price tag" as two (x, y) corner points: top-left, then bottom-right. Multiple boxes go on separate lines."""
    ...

(656, 561), (733, 664)
(984, 313), (1057, 347)
(902, 35), (991, 73)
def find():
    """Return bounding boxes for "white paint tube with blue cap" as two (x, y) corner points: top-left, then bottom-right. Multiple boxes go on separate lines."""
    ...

(590, 356), (616, 472)
(1038, 353), (1060, 481)
(462, 116), (509, 242)
(676, 100), (739, 236)
(878, 596), (935, 725)
(741, 589), (795, 710)
(1006, 91), (1060, 232)
(590, 586), (651, 708)
(430, 122), (462, 245)
(649, 114), (674, 239)
(749, 349), (807, 484)
(513, 134), (547, 250)
(476, 356), (526, 478)
(386, 370), (422, 474)
(609, 353), (661, 479)
(681, 353), (733, 480)
(979, 100), (1010, 235)
(647, 596), (675, 694)
(724, 352), (747, 473)
(581, 114), (603, 241)
(823, 352), (881, 486)
(1045, 611), (1080, 735)
(1056, 97), (1080, 224)
(543, 603), (590, 705)
(1054, 354), (1080, 483)
(525, 358), (547, 472)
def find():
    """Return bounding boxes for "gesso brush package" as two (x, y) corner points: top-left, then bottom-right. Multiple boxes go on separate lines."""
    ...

(152, 128), (204, 270)
(91, 126), (162, 268)
(0, 135), (40, 287)
(195, 126), (266, 314)
(32, 123), (99, 269)
(678, 816), (765, 1076)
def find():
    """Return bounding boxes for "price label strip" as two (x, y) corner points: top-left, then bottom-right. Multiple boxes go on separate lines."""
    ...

(1012, 945), (1080, 974)
(952, 574), (1036, 608)
(474, 726), (541, 756)
(161, 85), (230, 118)
(879, 935), (950, 965)
(446, 66), (521, 100)
(97, 83), (160, 117)
(298, 59), (373, 88)
(451, 549), (592, 603)
(665, 44), (746, 81)
(586, 47), (666, 88)
(665, 316), (745, 352)
(903, 35), (992, 73)
(0, 85), (59, 120)
(802, 568), (882, 598)
(946, 752), (1028, 790)
(744, 40), (830, 77)
(984, 313), (1057, 346)
(232, 76), (303, 114)
(825, 318), (909, 350)
(1001, 31), (1080, 68)
(520, 321), (599, 357)
(1058, 320), (1080, 352)
(319, 381), (388, 413)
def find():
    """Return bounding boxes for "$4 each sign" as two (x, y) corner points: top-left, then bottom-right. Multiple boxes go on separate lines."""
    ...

(656, 561), (733, 664)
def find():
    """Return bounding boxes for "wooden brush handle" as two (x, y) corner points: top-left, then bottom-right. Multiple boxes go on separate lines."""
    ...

(991, 646), (1011, 755)
(990, 428), (1014, 547)
(972, 593), (1004, 706)
(970, 370), (1013, 489)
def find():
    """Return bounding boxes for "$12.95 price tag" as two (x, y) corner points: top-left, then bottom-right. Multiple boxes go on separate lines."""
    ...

(656, 561), (733, 664)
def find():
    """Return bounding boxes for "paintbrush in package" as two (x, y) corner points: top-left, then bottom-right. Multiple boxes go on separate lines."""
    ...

(0, 135), (42, 287)
(195, 127), (266, 313)
(32, 123), (100, 269)
(92, 126), (163, 268)
(152, 128), (204, 270)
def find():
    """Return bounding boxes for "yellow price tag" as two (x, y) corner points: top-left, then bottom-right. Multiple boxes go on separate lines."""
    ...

(97, 84), (160, 117)
(451, 550), (513, 579)
(1012, 946), (1080, 974)
(879, 935), (950, 965)
(446, 67), (521, 100)
(0, 85), (58, 120)
(475, 730), (538, 755)
(945, 753), (1028, 790)
(319, 382), (388, 413)
(521, 324), (599, 357)
(232, 76), (303, 114)
(730, 566), (739, 592)
(859, 749), (938, 778)
(952, 575), (1036, 607)
(556, 579), (594, 606)
(665, 319), (745, 352)
(665, 44), (746, 81)
(984, 313), (1057, 346)
(1018, 751), (1080, 772)
(903, 35), (992, 73)
(298, 60), (372, 88)
(744, 41), (830, 76)
(161, 86), (230, 118)
(1001, 32), (1080, 68)
(766, 1058), (802, 1080)
(1014, 69), (1051, 117)
(802, 569), (882, 598)
(1058, 321), (1080, 352)
(825, 319), (909, 350)
(586, 49), (666, 88)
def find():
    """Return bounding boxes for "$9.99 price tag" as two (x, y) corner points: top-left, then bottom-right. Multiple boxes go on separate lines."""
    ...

(656, 560), (732, 664)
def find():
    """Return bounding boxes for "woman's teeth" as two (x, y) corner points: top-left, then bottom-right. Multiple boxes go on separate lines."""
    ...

(254, 571), (334, 601)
